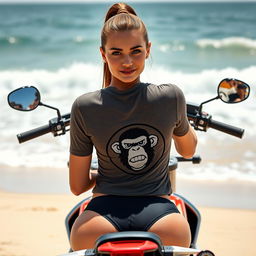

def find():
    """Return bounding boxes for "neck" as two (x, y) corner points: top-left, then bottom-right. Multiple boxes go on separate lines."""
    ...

(110, 77), (140, 91)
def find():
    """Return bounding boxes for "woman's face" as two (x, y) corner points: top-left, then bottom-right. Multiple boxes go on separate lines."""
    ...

(100, 29), (151, 90)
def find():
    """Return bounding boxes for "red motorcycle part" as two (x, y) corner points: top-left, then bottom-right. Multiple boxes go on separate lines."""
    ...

(97, 240), (159, 256)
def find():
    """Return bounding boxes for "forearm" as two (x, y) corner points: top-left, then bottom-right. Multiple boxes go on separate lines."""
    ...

(173, 125), (197, 158)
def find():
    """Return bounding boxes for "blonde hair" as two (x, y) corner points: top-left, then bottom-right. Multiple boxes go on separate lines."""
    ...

(101, 3), (149, 88)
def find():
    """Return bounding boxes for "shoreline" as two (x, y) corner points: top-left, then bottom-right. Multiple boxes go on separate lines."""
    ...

(1, 165), (256, 210)
(176, 178), (256, 210)
(0, 190), (256, 256)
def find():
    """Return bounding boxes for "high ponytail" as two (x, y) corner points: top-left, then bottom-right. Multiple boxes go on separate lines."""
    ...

(104, 2), (137, 22)
(101, 3), (149, 88)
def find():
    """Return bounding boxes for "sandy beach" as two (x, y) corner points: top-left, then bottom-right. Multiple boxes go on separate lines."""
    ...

(1, 190), (256, 256)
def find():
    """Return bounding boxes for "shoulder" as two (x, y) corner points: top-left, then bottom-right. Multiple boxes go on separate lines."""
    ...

(76, 89), (102, 104)
(147, 83), (185, 100)
(72, 90), (102, 110)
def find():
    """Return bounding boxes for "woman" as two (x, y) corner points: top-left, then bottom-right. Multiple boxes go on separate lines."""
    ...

(69, 2), (197, 251)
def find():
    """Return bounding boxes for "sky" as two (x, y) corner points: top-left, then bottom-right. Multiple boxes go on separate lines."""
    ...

(0, 0), (255, 3)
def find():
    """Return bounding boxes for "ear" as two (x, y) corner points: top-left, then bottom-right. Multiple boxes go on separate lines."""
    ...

(100, 47), (107, 63)
(149, 134), (158, 147)
(146, 42), (151, 59)
(111, 142), (121, 154)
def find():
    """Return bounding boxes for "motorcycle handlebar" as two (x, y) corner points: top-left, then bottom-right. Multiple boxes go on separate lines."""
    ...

(209, 118), (244, 138)
(17, 124), (52, 143)
(16, 110), (244, 143)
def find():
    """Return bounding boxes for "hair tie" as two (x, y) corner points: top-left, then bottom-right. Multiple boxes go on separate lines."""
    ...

(117, 8), (129, 14)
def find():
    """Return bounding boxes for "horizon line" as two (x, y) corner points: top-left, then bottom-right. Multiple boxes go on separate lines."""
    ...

(0, 0), (256, 3)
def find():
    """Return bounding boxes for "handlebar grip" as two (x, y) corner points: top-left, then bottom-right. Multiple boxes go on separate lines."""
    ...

(17, 124), (52, 143)
(209, 119), (244, 138)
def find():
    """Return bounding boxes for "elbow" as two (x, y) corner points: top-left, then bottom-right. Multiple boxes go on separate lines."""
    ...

(181, 150), (196, 159)
(70, 185), (83, 196)
(70, 189), (81, 196)
(71, 190), (82, 196)
(69, 181), (93, 196)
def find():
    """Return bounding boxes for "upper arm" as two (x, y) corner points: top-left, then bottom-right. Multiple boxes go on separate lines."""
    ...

(173, 125), (197, 159)
(70, 99), (93, 157)
(69, 153), (93, 195)
(170, 85), (197, 158)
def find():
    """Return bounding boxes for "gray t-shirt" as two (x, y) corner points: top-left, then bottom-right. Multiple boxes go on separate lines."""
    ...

(70, 83), (189, 196)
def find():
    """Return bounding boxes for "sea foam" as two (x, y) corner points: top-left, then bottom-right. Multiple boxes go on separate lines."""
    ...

(1, 63), (255, 182)
(196, 37), (256, 50)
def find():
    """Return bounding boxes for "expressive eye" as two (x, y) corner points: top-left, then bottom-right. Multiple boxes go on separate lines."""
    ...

(138, 139), (146, 146)
(123, 143), (132, 149)
(111, 51), (121, 56)
(132, 49), (141, 54)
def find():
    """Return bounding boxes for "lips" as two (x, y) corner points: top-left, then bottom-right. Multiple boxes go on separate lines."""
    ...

(120, 69), (136, 75)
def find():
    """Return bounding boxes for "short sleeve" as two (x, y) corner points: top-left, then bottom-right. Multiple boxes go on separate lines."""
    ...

(69, 98), (93, 156)
(173, 85), (190, 136)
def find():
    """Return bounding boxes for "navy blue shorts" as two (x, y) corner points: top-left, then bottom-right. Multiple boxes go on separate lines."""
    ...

(85, 195), (180, 231)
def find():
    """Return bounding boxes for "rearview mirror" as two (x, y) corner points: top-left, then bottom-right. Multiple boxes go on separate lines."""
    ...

(218, 78), (250, 103)
(8, 86), (41, 111)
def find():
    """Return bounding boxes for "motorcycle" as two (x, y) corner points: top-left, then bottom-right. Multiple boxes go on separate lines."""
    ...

(7, 78), (250, 256)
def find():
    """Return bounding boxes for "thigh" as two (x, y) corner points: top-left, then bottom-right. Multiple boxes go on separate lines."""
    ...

(70, 210), (117, 251)
(148, 212), (191, 247)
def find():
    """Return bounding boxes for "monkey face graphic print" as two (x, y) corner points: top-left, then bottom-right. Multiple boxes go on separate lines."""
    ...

(106, 124), (165, 175)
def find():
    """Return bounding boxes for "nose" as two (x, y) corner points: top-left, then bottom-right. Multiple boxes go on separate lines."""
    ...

(122, 55), (133, 67)
(132, 146), (140, 151)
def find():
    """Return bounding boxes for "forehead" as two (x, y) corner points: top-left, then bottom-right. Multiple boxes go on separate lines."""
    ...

(105, 29), (146, 49)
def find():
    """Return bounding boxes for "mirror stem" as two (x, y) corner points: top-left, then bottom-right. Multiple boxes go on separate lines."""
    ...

(39, 102), (62, 120)
(198, 96), (219, 113)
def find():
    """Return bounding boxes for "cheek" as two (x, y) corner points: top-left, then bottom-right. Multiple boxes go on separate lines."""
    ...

(134, 54), (147, 65)
(107, 61), (119, 76)
(106, 56), (119, 68)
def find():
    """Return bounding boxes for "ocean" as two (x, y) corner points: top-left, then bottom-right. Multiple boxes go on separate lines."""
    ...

(0, 2), (256, 208)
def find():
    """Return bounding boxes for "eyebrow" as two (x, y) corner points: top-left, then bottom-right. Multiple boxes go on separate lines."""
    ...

(110, 45), (142, 51)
